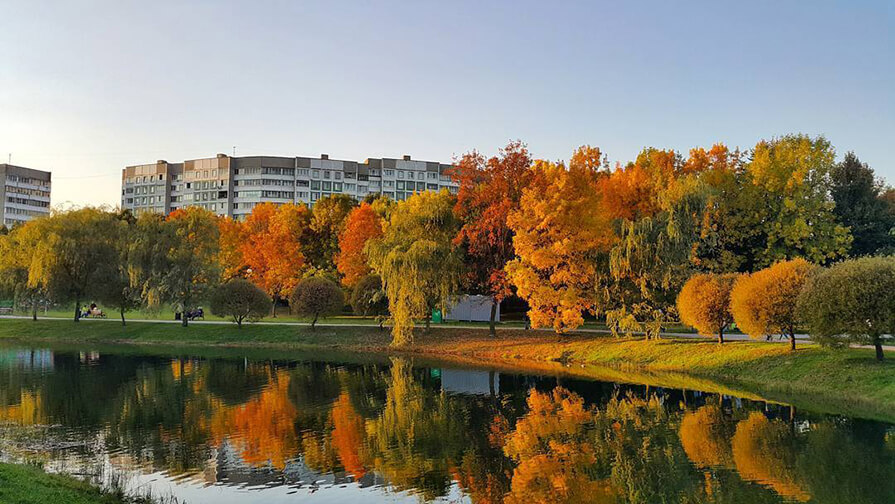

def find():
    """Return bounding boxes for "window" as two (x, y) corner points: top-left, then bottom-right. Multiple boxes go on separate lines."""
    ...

(322, 181), (332, 191)
(311, 180), (321, 190)
(334, 172), (341, 180)
(333, 182), (342, 192)
(428, 172), (437, 180)
(324, 171), (331, 179)
(384, 169), (394, 177)
(312, 170), (320, 178)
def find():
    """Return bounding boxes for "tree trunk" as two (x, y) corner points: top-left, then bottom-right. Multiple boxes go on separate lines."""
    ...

(270, 297), (278, 318)
(789, 329), (796, 351)
(31, 298), (38, 322)
(874, 336), (884, 361)
(311, 312), (318, 330)
(717, 326), (724, 345)
(425, 311), (431, 332)
(120, 307), (126, 327)
(489, 370), (495, 398)
(237, 317), (242, 329)
(489, 300), (498, 339)
(182, 313), (189, 327)
(73, 298), (80, 322)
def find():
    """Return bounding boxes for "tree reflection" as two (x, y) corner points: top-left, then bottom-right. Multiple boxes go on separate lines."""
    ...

(731, 412), (810, 502)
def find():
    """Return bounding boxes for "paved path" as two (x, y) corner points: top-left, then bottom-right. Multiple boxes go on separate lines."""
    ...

(1, 315), (891, 350)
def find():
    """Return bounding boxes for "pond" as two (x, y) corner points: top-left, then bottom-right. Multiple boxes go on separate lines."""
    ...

(0, 343), (892, 503)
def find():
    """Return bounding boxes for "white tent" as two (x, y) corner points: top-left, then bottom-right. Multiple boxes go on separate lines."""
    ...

(444, 295), (499, 322)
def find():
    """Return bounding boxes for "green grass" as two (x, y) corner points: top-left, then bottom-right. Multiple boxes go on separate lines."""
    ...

(0, 318), (890, 422)
(0, 463), (142, 504)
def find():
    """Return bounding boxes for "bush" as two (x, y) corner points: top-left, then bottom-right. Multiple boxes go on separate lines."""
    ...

(676, 273), (739, 343)
(730, 258), (816, 351)
(798, 256), (895, 361)
(350, 274), (389, 328)
(209, 279), (270, 328)
(291, 276), (345, 329)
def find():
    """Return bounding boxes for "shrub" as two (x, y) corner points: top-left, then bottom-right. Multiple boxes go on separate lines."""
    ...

(676, 273), (739, 343)
(730, 258), (817, 351)
(798, 256), (895, 361)
(350, 274), (389, 329)
(291, 276), (345, 329)
(209, 279), (269, 328)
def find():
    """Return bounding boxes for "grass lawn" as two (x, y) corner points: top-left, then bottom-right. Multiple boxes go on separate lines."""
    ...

(0, 318), (890, 422)
(0, 463), (148, 504)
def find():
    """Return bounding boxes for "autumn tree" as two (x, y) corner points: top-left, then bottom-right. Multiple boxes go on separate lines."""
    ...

(306, 194), (356, 272)
(797, 256), (895, 360)
(676, 273), (739, 343)
(209, 278), (270, 328)
(0, 221), (45, 320)
(505, 147), (612, 333)
(336, 202), (384, 288)
(218, 216), (247, 280)
(131, 207), (221, 327)
(290, 276), (344, 329)
(451, 141), (532, 337)
(27, 208), (121, 321)
(241, 203), (310, 315)
(745, 135), (851, 266)
(730, 258), (816, 351)
(829, 152), (895, 256)
(731, 412), (809, 501)
(366, 190), (462, 346)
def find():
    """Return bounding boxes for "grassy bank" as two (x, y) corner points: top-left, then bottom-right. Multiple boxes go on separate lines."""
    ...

(0, 318), (891, 422)
(0, 463), (151, 504)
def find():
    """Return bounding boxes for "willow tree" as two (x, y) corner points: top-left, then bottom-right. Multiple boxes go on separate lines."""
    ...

(27, 208), (120, 321)
(606, 153), (707, 340)
(131, 207), (221, 327)
(0, 221), (45, 320)
(366, 190), (462, 346)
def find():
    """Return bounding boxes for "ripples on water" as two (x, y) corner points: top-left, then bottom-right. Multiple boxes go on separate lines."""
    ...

(0, 345), (892, 503)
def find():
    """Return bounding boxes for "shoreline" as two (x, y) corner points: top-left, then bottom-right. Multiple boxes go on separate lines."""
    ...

(0, 318), (892, 423)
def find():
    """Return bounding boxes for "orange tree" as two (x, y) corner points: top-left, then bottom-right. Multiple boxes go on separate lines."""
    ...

(676, 273), (739, 343)
(218, 216), (247, 280)
(335, 202), (384, 288)
(505, 146), (613, 333)
(730, 258), (817, 350)
(451, 140), (532, 337)
(241, 203), (311, 316)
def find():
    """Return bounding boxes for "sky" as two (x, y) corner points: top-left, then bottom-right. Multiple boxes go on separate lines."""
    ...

(1, 0), (893, 207)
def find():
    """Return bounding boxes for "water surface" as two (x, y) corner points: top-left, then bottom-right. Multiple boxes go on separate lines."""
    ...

(0, 343), (892, 503)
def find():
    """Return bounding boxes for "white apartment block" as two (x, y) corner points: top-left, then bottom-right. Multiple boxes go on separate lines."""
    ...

(0, 164), (52, 227)
(121, 153), (458, 219)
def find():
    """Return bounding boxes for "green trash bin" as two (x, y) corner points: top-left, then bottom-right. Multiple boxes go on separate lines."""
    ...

(432, 309), (443, 323)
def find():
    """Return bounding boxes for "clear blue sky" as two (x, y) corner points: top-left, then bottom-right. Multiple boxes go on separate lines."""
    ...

(2, 1), (892, 207)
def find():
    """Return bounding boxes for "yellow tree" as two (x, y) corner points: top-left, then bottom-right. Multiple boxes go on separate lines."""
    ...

(0, 221), (45, 320)
(731, 412), (810, 501)
(218, 216), (247, 280)
(676, 273), (739, 343)
(730, 258), (816, 351)
(505, 147), (613, 333)
(366, 190), (462, 346)
(27, 208), (121, 321)
(241, 203), (310, 316)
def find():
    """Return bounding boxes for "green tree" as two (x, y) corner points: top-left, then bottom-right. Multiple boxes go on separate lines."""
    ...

(290, 276), (344, 329)
(349, 274), (389, 329)
(830, 152), (895, 256)
(94, 213), (141, 325)
(131, 207), (221, 327)
(797, 256), (895, 360)
(746, 134), (851, 266)
(209, 278), (270, 328)
(366, 190), (462, 346)
(27, 208), (120, 322)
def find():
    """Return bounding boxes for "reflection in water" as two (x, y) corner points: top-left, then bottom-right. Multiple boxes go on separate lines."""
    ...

(0, 346), (892, 503)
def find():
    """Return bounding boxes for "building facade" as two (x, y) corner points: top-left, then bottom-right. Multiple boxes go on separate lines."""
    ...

(0, 164), (52, 227)
(121, 153), (458, 218)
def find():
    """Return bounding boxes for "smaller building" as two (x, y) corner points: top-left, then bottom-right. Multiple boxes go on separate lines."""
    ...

(0, 164), (52, 226)
(444, 295), (499, 323)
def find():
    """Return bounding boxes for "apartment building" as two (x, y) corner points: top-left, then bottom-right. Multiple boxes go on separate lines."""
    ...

(0, 164), (52, 226)
(121, 153), (458, 218)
